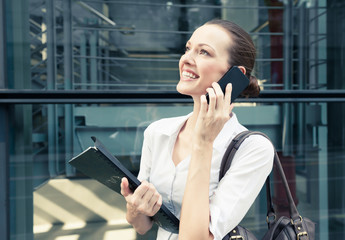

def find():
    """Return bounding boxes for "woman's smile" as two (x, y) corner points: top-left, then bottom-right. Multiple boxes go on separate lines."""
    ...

(181, 70), (199, 80)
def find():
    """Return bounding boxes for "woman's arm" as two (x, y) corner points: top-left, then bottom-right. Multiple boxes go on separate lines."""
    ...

(179, 140), (215, 240)
(179, 83), (233, 240)
(208, 135), (274, 238)
(121, 177), (162, 235)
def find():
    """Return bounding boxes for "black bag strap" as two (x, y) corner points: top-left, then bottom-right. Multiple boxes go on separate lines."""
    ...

(219, 131), (301, 223)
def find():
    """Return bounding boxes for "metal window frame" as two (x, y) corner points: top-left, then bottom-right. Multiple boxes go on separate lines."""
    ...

(0, 0), (9, 239)
(0, 89), (344, 104)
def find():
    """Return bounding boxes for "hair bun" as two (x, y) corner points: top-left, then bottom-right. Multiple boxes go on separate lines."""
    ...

(241, 75), (260, 98)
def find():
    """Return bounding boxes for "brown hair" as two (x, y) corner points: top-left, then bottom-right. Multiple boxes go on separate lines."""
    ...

(205, 19), (260, 97)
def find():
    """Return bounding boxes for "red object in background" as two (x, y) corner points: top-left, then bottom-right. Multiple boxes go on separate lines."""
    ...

(265, 0), (298, 217)
(273, 152), (299, 218)
(265, 0), (284, 88)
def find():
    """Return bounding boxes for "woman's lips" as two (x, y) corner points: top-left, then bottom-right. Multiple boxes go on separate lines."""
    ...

(181, 70), (199, 80)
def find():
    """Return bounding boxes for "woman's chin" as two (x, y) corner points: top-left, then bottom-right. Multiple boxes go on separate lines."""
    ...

(176, 84), (190, 96)
(177, 83), (205, 97)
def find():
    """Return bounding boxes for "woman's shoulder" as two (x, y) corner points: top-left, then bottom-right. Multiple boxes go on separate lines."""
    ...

(229, 132), (275, 169)
(239, 133), (275, 158)
(245, 133), (274, 148)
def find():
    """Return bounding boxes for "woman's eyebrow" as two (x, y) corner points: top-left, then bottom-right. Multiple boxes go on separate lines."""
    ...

(198, 43), (215, 51)
(186, 41), (215, 52)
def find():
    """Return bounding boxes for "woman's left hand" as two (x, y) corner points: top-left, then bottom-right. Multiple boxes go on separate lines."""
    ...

(195, 82), (234, 144)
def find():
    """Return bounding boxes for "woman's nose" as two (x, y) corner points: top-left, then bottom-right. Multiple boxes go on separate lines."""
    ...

(181, 51), (195, 65)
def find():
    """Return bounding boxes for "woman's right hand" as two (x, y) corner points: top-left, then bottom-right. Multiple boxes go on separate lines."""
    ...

(194, 82), (233, 145)
(120, 177), (163, 218)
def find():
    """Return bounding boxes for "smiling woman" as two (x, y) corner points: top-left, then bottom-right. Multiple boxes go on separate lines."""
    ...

(177, 24), (231, 99)
(120, 19), (274, 240)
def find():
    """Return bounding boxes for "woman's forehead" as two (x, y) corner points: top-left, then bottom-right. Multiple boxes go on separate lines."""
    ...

(188, 24), (232, 50)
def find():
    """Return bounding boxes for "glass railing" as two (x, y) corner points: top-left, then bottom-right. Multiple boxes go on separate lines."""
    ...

(2, 99), (345, 239)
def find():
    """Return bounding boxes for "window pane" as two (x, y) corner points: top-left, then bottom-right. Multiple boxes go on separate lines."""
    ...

(5, 1), (343, 91)
(4, 102), (345, 239)
(2, 0), (345, 240)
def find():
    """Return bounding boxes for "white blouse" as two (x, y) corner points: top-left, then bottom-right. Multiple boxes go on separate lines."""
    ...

(137, 112), (274, 240)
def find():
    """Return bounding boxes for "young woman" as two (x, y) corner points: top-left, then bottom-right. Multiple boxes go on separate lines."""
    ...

(120, 19), (274, 240)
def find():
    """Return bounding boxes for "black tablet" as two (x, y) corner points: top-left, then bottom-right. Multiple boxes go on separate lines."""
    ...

(68, 136), (180, 234)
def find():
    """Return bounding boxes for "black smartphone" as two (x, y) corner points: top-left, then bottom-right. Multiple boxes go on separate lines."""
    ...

(206, 66), (250, 104)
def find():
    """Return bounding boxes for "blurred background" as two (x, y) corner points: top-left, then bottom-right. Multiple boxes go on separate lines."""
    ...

(0, 0), (345, 239)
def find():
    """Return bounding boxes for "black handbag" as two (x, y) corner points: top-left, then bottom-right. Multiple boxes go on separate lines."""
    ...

(220, 131), (315, 240)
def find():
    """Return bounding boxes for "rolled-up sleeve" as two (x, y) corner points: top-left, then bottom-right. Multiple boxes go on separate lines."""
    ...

(209, 135), (274, 240)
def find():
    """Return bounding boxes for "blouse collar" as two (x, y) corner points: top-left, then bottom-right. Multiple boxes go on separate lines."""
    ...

(156, 111), (245, 154)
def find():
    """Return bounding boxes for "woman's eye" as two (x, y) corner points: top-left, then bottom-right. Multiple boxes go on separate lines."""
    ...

(200, 49), (209, 56)
(184, 46), (190, 52)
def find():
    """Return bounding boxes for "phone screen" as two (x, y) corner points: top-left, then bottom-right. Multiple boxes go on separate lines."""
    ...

(206, 66), (250, 104)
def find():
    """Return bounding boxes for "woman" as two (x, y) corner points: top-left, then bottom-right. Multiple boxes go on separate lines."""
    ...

(120, 19), (274, 240)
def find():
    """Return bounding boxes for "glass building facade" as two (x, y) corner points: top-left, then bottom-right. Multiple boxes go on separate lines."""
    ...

(0, 0), (345, 239)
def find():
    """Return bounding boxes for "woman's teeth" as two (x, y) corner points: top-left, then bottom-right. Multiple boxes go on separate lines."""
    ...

(182, 71), (197, 79)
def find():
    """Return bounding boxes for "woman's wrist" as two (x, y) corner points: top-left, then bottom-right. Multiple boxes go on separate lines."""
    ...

(126, 205), (153, 234)
(191, 139), (214, 170)
(126, 203), (147, 222)
(193, 135), (214, 149)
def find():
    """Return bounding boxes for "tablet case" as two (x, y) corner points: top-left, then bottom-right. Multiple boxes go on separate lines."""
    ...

(68, 136), (180, 234)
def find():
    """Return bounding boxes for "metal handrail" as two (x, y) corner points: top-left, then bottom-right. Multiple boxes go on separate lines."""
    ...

(1, 89), (345, 104)
(78, 1), (286, 10)
(76, 1), (116, 26)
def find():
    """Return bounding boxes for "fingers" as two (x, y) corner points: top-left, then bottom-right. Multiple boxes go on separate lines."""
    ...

(224, 83), (232, 105)
(206, 87), (216, 112)
(123, 180), (162, 217)
(152, 194), (163, 215)
(146, 188), (162, 216)
(140, 182), (155, 203)
(224, 83), (233, 115)
(136, 181), (162, 216)
(120, 177), (132, 197)
(200, 95), (208, 111)
(229, 103), (235, 115)
(206, 82), (232, 112)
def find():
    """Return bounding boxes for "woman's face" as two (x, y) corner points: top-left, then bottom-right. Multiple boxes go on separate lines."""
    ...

(177, 24), (232, 98)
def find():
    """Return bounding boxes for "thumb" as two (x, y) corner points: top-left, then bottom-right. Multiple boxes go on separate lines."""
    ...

(120, 177), (132, 197)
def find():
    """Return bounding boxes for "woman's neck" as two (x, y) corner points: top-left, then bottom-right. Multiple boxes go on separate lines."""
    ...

(186, 98), (202, 130)
(187, 96), (233, 131)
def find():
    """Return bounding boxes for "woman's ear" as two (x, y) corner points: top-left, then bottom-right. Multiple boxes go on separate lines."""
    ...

(237, 66), (246, 75)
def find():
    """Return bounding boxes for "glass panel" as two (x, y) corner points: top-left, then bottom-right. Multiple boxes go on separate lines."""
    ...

(5, 0), (343, 91)
(9, 103), (194, 239)
(2, 0), (345, 240)
(5, 102), (345, 239)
